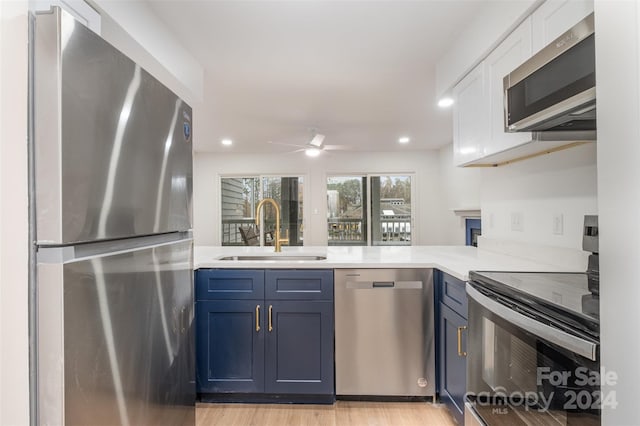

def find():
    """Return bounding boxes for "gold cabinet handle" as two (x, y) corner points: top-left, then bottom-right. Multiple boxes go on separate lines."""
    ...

(255, 305), (261, 332)
(268, 305), (273, 332)
(457, 326), (467, 357)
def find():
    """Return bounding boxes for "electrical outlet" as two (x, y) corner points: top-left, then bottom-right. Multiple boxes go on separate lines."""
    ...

(511, 212), (524, 232)
(553, 213), (564, 235)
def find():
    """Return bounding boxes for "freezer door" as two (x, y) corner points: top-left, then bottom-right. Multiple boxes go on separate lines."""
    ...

(33, 8), (192, 245)
(37, 239), (194, 426)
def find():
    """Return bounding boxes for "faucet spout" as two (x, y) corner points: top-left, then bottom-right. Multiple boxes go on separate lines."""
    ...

(255, 198), (289, 252)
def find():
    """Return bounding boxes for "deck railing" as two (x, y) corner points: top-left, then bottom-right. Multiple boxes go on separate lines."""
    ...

(222, 217), (410, 246)
(328, 218), (365, 244)
(328, 216), (411, 245)
(222, 218), (303, 246)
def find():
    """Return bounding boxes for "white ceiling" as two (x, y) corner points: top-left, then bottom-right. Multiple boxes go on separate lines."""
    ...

(146, 1), (487, 153)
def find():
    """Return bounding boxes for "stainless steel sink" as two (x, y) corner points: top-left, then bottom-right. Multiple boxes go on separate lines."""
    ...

(217, 255), (327, 261)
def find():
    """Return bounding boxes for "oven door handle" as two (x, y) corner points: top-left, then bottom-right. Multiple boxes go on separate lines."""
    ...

(466, 284), (598, 361)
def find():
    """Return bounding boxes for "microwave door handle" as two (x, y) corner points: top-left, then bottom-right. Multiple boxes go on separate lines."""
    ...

(466, 284), (598, 361)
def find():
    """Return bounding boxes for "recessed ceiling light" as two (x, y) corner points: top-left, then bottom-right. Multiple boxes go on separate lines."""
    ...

(438, 97), (454, 108)
(221, 139), (233, 146)
(305, 147), (321, 157)
(398, 137), (410, 144)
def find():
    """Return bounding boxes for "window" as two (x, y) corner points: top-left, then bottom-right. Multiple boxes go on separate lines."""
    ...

(327, 175), (413, 246)
(327, 176), (367, 245)
(221, 176), (304, 246)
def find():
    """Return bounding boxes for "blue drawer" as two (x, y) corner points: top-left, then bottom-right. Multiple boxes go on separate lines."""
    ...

(196, 269), (264, 300)
(440, 272), (468, 319)
(265, 269), (334, 301)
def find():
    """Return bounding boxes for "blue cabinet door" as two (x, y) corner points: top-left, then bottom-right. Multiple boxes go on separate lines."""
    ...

(264, 300), (334, 395)
(439, 302), (467, 425)
(196, 300), (265, 393)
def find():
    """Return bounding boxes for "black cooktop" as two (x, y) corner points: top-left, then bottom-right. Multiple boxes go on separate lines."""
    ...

(469, 271), (599, 338)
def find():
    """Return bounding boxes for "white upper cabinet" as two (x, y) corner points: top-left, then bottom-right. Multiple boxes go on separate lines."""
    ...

(452, 62), (489, 166)
(451, 0), (595, 167)
(484, 17), (532, 157)
(531, 0), (594, 53)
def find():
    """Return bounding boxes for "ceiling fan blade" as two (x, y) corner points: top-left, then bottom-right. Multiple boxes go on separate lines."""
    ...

(309, 133), (325, 148)
(267, 140), (306, 149)
(283, 148), (306, 155)
(324, 144), (350, 151)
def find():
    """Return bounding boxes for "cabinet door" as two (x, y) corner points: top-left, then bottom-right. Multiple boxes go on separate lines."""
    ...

(439, 302), (468, 426)
(485, 18), (533, 156)
(196, 300), (265, 393)
(532, 0), (594, 54)
(453, 62), (489, 166)
(264, 300), (334, 395)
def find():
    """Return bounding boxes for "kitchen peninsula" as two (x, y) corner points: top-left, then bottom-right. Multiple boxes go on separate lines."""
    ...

(194, 243), (585, 422)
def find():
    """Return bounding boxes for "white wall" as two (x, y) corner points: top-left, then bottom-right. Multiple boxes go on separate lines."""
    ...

(436, 143), (483, 245)
(193, 150), (442, 246)
(480, 143), (598, 249)
(435, 141), (597, 251)
(0, 1), (30, 424)
(594, 1), (640, 423)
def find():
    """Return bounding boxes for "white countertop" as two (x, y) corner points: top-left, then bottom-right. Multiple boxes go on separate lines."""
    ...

(194, 245), (578, 281)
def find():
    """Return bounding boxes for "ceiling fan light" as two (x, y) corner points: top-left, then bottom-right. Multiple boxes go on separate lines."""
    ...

(305, 147), (321, 157)
(438, 97), (454, 108)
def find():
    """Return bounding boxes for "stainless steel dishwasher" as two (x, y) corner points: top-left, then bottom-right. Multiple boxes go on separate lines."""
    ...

(334, 269), (435, 398)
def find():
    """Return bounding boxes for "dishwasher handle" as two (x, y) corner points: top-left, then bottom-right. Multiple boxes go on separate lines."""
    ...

(346, 280), (423, 289)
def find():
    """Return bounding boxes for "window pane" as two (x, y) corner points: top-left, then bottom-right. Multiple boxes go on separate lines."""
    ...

(371, 176), (411, 246)
(262, 177), (304, 246)
(327, 176), (367, 246)
(221, 177), (260, 245)
(221, 176), (304, 246)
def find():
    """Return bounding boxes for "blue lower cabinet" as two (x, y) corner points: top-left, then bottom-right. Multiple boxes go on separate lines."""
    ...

(195, 269), (335, 401)
(439, 302), (468, 425)
(436, 270), (468, 425)
(265, 300), (334, 394)
(196, 300), (265, 393)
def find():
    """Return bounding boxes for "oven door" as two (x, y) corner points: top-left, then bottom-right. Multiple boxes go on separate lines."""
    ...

(465, 283), (600, 426)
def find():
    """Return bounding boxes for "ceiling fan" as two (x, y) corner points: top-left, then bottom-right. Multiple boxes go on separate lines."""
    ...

(267, 130), (349, 157)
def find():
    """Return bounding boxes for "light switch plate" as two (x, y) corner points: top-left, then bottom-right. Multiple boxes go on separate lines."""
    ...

(511, 212), (523, 232)
(553, 213), (564, 235)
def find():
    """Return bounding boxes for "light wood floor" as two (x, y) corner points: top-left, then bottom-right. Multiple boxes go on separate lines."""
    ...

(196, 401), (456, 426)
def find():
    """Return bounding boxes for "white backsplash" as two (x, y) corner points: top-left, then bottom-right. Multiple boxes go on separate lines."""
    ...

(478, 236), (589, 271)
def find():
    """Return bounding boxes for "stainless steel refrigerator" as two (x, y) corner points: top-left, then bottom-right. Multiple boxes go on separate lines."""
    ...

(30, 7), (195, 425)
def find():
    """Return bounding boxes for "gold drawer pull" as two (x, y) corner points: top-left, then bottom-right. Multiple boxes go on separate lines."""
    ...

(457, 326), (467, 357)
(255, 305), (261, 332)
(268, 305), (273, 332)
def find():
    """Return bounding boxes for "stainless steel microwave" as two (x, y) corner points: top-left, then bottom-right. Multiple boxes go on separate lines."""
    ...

(504, 13), (595, 134)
